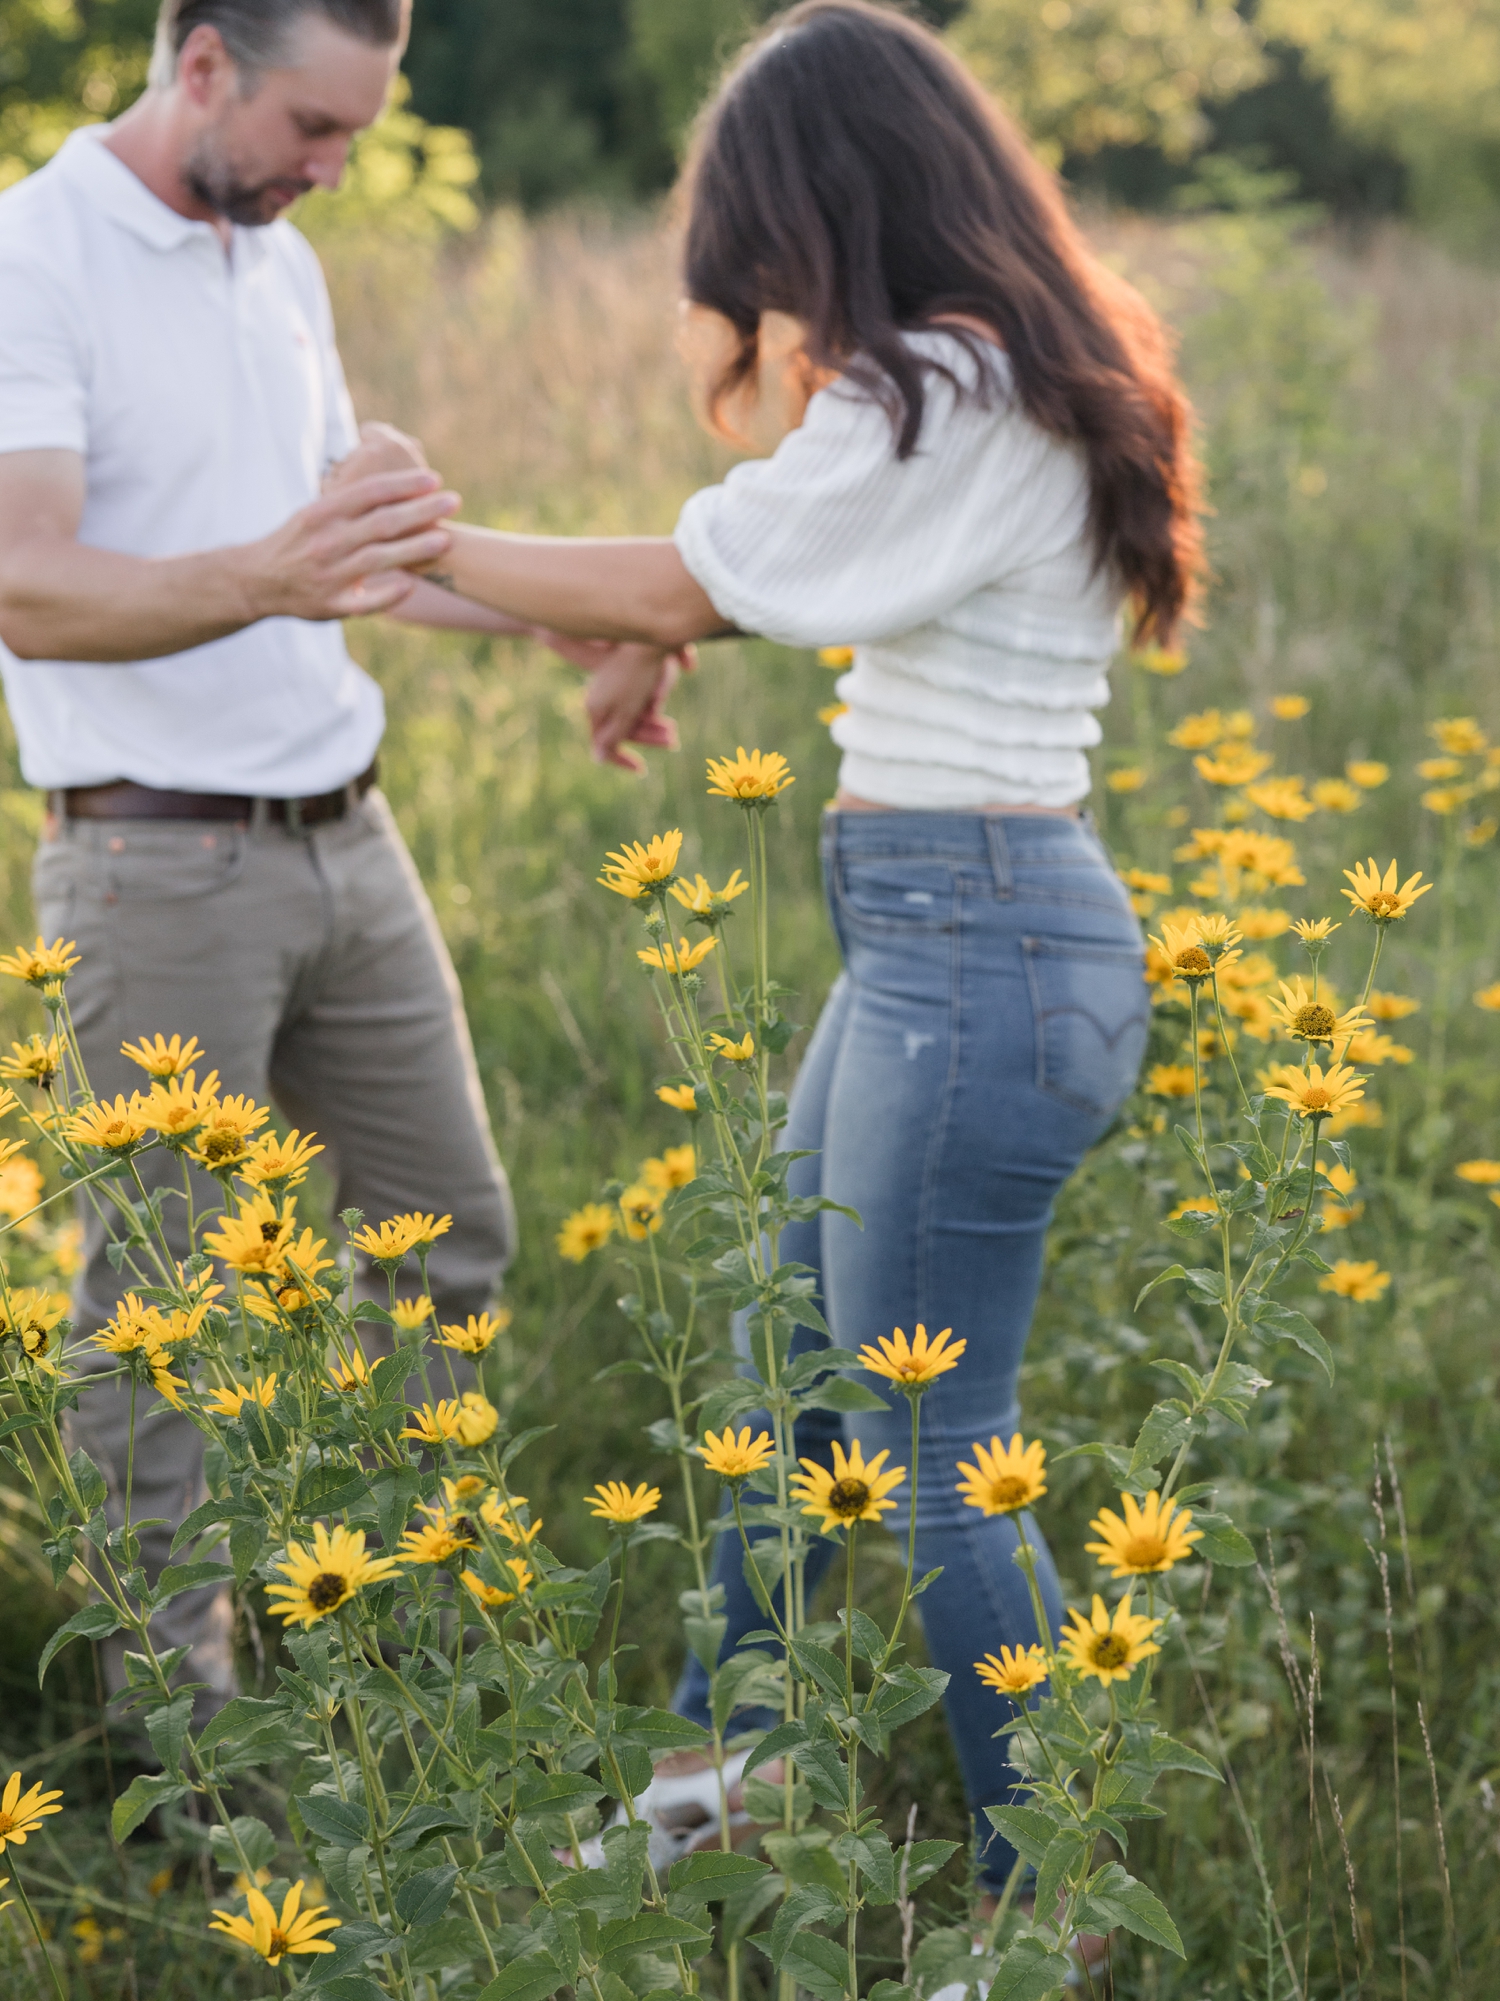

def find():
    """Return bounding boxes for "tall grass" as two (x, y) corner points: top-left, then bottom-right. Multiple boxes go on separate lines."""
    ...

(0, 201), (1497, 1993)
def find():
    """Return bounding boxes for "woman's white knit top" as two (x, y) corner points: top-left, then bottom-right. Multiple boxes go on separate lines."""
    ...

(674, 330), (1123, 810)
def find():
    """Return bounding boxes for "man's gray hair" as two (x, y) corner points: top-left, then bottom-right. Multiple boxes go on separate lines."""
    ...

(149, 0), (404, 88)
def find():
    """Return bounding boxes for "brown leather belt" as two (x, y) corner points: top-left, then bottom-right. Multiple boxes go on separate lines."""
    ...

(52, 761), (378, 828)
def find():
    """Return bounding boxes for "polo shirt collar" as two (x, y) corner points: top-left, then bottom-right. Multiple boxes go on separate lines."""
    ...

(54, 125), (272, 269)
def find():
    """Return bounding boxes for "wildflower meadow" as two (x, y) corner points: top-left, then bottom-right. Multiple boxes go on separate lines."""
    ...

(0, 201), (1495, 2001)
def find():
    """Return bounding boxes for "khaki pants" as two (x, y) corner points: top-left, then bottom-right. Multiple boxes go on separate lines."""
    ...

(35, 790), (515, 1712)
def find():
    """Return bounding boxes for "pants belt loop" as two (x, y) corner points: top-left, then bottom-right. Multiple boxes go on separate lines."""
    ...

(248, 797), (271, 834)
(984, 816), (1014, 899)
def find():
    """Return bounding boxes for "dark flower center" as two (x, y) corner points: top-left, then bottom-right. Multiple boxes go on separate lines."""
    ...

(828, 1478), (870, 1517)
(1176, 946), (1212, 976)
(307, 1572), (347, 1611)
(451, 1517), (478, 1545)
(1091, 1634), (1131, 1669)
(989, 1475), (1030, 1511)
(1293, 1003), (1336, 1039)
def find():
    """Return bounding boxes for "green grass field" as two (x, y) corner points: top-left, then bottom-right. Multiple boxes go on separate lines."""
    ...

(0, 200), (1497, 1995)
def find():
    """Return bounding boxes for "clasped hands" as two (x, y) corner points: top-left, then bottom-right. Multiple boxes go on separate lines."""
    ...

(325, 422), (689, 772)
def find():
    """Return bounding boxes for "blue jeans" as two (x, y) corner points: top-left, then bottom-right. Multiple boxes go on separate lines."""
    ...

(672, 809), (1149, 1890)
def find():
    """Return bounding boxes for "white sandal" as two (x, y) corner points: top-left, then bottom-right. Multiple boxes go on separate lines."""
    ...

(561, 1749), (755, 1873)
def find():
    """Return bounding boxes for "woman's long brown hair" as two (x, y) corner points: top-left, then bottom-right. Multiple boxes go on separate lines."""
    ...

(680, 0), (1203, 642)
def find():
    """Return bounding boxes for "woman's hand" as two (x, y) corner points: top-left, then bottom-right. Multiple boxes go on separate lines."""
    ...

(574, 640), (696, 772)
(324, 421), (432, 493)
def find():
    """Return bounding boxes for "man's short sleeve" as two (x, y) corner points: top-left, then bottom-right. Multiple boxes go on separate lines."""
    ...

(0, 252), (89, 456)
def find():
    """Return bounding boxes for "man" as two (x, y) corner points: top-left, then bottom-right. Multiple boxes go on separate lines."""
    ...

(0, 0), (672, 1717)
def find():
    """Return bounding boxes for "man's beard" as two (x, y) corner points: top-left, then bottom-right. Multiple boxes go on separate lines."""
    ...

(183, 133), (312, 227)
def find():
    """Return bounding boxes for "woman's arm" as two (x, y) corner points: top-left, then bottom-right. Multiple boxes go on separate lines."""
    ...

(426, 524), (733, 647)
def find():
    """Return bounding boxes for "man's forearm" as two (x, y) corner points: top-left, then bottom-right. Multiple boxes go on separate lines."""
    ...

(0, 536), (260, 662)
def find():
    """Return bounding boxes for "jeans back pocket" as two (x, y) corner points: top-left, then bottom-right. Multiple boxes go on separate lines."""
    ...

(1023, 936), (1149, 1117)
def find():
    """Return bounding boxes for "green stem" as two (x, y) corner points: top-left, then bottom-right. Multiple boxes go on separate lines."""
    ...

(7, 1864), (68, 2001)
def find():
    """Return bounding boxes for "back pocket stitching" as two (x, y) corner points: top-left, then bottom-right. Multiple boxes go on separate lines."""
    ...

(1023, 936), (1149, 1115)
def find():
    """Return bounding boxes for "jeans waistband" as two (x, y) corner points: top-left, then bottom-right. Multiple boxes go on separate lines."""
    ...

(820, 806), (1107, 868)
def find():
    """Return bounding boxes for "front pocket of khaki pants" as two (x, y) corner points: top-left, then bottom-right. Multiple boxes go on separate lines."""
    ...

(101, 826), (249, 904)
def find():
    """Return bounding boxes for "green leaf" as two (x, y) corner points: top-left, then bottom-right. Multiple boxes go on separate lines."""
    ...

(982, 1805), (1060, 1868)
(709, 1650), (779, 1735)
(669, 1850), (772, 1899)
(902, 1838), (960, 1889)
(867, 1664), (948, 1732)
(597, 1912), (712, 1968)
(1188, 1510), (1256, 1566)
(371, 1465), (422, 1554)
(299, 1922), (400, 1991)
(1164, 1207), (1219, 1238)
(144, 1692), (194, 1777)
(68, 1446), (107, 1511)
(796, 1374), (890, 1414)
(842, 1831), (896, 1903)
(295, 1792), (372, 1847)
(743, 1718), (808, 1779)
(197, 1695), (289, 1759)
(151, 1560), (235, 1608)
(1075, 1860), (1184, 1956)
(513, 1771), (608, 1823)
(1134, 1264), (1188, 1309)
(39, 1603), (121, 1685)
(790, 1638), (847, 1702)
(1129, 1727), (1222, 1782)
(112, 1771), (189, 1842)
(1252, 1301), (1334, 1382)
(405, 1918), (488, 1973)
(209, 1816), (278, 1873)
(395, 1864), (458, 1928)
(753, 1927), (851, 2001)
(476, 1950), (567, 2001)
(1128, 1400), (1192, 1475)
(1035, 1829), (1089, 1916)
(697, 1379), (771, 1436)
(990, 1935), (1076, 2001)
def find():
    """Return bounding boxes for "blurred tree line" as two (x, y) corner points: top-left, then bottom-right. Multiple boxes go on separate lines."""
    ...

(4, 0), (1497, 243)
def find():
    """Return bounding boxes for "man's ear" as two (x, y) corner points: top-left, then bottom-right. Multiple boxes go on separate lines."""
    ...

(175, 23), (240, 112)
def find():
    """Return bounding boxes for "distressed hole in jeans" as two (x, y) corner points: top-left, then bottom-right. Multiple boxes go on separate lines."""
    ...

(904, 1031), (936, 1060)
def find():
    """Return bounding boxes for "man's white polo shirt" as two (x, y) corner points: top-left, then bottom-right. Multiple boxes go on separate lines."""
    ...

(0, 125), (384, 796)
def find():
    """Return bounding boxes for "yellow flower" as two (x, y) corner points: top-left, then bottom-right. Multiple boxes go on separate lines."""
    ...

(0, 1287), (69, 1375)
(460, 1559), (534, 1607)
(142, 1072), (216, 1142)
(1244, 776), (1317, 822)
(1455, 1160), (1500, 1186)
(237, 1129), (324, 1192)
(351, 1212), (451, 1266)
(556, 1202), (615, 1261)
(1131, 644), (1188, 675)
(1416, 757), (1464, 781)
(1167, 1196), (1219, 1223)
(480, 1492), (545, 1545)
(1422, 786), (1471, 816)
(1429, 716), (1488, 757)
(0, 1770), (63, 1852)
(1289, 919), (1337, 946)
(1343, 1030), (1413, 1067)
(1475, 982), (1500, 1012)
(1236, 907), (1291, 939)
(975, 1645), (1049, 1698)
(1320, 1197), (1365, 1232)
(818, 646), (855, 669)
(0, 1156), (43, 1221)
(208, 1879), (341, 1965)
(1366, 990), (1420, 1020)
(437, 1309), (510, 1355)
(791, 1438), (905, 1533)
(1168, 709), (1224, 750)
(1147, 917), (1234, 986)
(1318, 1259), (1391, 1303)
(189, 1094), (271, 1171)
(1345, 760), (1389, 789)
(203, 1374), (278, 1419)
(638, 934), (719, 974)
(326, 1346), (373, 1392)
(643, 1145), (696, 1191)
(401, 1400), (464, 1444)
(0, 1035), (62, 1088)
(657, 1083), (698, 1112)
(1106, 767), (1146, 793)
(708, 1031), (756, 1062)
(1271, 694), (1310, 719)
(0, 936), (78, 987)
(669, 869), (749, 914)
(1085, 1490), (1202, 1577)
(618, 1183), (663, 1242)
(588, 1480), (661, 1525)
(1342, 858), (1432, 923)
(1146, 1062), (1196, 1099)
(817, 702), (849, 726)
(1222, 709), (1256, 738)
(955, 1434), (1047, 1517)
(1263, 1061), (1366, 1120)
(1326, 1099), (1383, 1136)
(398, 1505), (481, 1565)
(90, 1293), (171, 1357)
(1267, 979), (1371, 1046)
(67, 1094), (152, 1151)
(1196, 748), (1273, 786)
(121, 1032), (205, 1079)
(391, 1295), (433, 1331)
(455, 1391), (499, 1446)
(1119, 868), (1172, 896)
(1466, 817), (1498, 848)
(1060, 1594), (1163, 1685)
(202, 1195), (297, 1275)
(858, 1322), (966, 1388)
(1311, 778), (1362, 813)
(265, 1522), (399, 1628)
(706, 746), (795, 801)
(1322, 1162), (1359, 1197)
(698, 1426), (776, 1480)
(598, 830), (684, 899)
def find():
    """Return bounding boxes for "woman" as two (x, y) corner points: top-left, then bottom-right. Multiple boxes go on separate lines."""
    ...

(395, 0), (1201, 1912)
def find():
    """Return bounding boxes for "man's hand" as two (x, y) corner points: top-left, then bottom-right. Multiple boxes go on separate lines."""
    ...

(323, 420), (430, 494)
(238, 468), (460, 622)
(581, 641), (696, 772)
